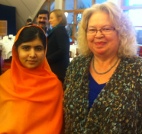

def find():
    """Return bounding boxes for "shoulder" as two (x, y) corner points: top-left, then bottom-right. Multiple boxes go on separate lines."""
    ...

(0, 69), (11, 84)
(54, 26), (65, 31)
(49, 26), (68, 37)
(119, 56), (142, 79)
(122, 56), (142, 67)
(67, 55), (92, 73)
(54, 26), (67, 34)
(64, 55), (91, 88)
(71, 55), (91, 63)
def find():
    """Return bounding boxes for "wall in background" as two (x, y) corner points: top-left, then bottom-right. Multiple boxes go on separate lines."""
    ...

(0, 0), (46, 33)
(0, 4), (16, 35)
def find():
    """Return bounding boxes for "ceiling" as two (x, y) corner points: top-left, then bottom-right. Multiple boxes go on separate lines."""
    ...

(0, 0), (46, 31)
(0, 0), (119, 34)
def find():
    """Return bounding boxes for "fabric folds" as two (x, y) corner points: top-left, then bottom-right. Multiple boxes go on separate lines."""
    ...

(0, 25), (63, 134)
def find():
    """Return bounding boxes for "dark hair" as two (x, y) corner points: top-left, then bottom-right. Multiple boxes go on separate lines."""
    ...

(26, 18), (32, 23)
(26, 18), (33, 25)
(15, 26), (47, 49)
(37, 9), (49, 19)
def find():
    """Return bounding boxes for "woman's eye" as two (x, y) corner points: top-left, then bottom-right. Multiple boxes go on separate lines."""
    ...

(22, 46), (30, 50)
(87, 29), (96, 33)
(103, 28), (110, 31)
(35, 46), (44, 51)
(90, 29), (95, 31)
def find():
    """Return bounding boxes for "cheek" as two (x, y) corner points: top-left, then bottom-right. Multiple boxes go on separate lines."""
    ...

(87, 35), (94, 42)
(18, 50), (26, 61)
(109, 34), (119, 46)
(87, 35), (94, 50)
(17, 53), (27, 67)
(38, 52), (45, 61)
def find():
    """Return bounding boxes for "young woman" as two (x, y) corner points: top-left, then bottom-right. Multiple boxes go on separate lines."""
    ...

(0, 25), (63, 134)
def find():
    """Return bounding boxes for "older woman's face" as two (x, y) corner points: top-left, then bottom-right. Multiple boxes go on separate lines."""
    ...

(87, 11), (119, 57)
(18, 38), (45, 69)
(49, 12), (61, 27)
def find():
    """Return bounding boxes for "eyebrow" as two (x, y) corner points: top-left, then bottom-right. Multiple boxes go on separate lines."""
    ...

(88, 25), (112, 28)
(20, 44), (43, 47)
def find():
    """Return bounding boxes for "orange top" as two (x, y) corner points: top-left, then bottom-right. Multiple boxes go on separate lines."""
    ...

(0, 25), (63, 134)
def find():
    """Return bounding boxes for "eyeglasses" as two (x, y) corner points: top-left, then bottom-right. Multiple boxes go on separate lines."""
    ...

(87, 26), (115, 35)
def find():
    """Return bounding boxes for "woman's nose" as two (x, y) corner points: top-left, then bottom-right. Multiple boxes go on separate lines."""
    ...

(29, 49), (36, 57)
(95, 30), (104, 37)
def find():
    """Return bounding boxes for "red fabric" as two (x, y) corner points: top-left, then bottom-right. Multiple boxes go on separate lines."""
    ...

(0, 25), (63, 134)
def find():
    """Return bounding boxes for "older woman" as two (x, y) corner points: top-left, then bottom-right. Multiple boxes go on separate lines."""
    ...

(64, 2), (142, 133)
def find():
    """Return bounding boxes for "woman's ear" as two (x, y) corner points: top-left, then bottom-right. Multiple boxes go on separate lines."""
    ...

(58, 17), (62, 23)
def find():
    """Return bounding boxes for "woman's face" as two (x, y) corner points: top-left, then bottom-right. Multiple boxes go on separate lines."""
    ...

(49, 12), (61, 27)
(18, 37), (45, 69)
(87, 11), (119, 57)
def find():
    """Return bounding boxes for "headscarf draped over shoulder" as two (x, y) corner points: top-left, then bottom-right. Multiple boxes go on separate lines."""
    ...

(0, 25), (63, 134)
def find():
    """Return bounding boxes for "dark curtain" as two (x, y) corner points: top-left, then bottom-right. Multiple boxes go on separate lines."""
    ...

(0, 4), (16, 35)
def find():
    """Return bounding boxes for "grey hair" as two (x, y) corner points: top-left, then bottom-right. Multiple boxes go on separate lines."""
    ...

(77, 1), (138, 57)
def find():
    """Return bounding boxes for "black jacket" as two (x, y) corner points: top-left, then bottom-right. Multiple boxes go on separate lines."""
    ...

(46, 25), (70, 83)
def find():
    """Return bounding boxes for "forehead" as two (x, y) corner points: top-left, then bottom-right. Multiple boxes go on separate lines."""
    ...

(20, 38), (43, 46)
(50, 12), (57, 18)
(88, 11), (112, 26)
(38, 14), (48, 18)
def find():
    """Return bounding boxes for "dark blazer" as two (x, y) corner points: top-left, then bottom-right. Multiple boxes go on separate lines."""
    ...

(46, 25), (70, 83)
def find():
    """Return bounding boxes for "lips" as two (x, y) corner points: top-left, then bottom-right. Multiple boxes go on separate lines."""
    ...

(28, 60), (37, 64)
(95, 42), (106, 45)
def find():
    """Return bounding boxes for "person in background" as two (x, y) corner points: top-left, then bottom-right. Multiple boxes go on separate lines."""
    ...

(0, 25), (63, 134)
(46, 9), (70, 83)
(26, 18), (33, 25)
(36, 9), (50, 36)
(64, 1), (142, 133)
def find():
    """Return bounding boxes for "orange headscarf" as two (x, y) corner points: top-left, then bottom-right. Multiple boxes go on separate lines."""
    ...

(0, 25), (63, 134)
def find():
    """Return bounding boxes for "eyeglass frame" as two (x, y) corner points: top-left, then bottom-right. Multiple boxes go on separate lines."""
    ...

(86, 26), (115, 35)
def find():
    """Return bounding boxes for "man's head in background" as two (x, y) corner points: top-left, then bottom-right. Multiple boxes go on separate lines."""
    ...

(36, 10), (49, 30)
(26, 18), (33, 25)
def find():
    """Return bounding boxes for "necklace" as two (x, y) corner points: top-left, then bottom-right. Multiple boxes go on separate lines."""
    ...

(92, 57), (119, 75)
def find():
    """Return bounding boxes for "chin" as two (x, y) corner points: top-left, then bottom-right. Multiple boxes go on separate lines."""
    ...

(25, 65), (38, 69)
(95, 50), (106, 56)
